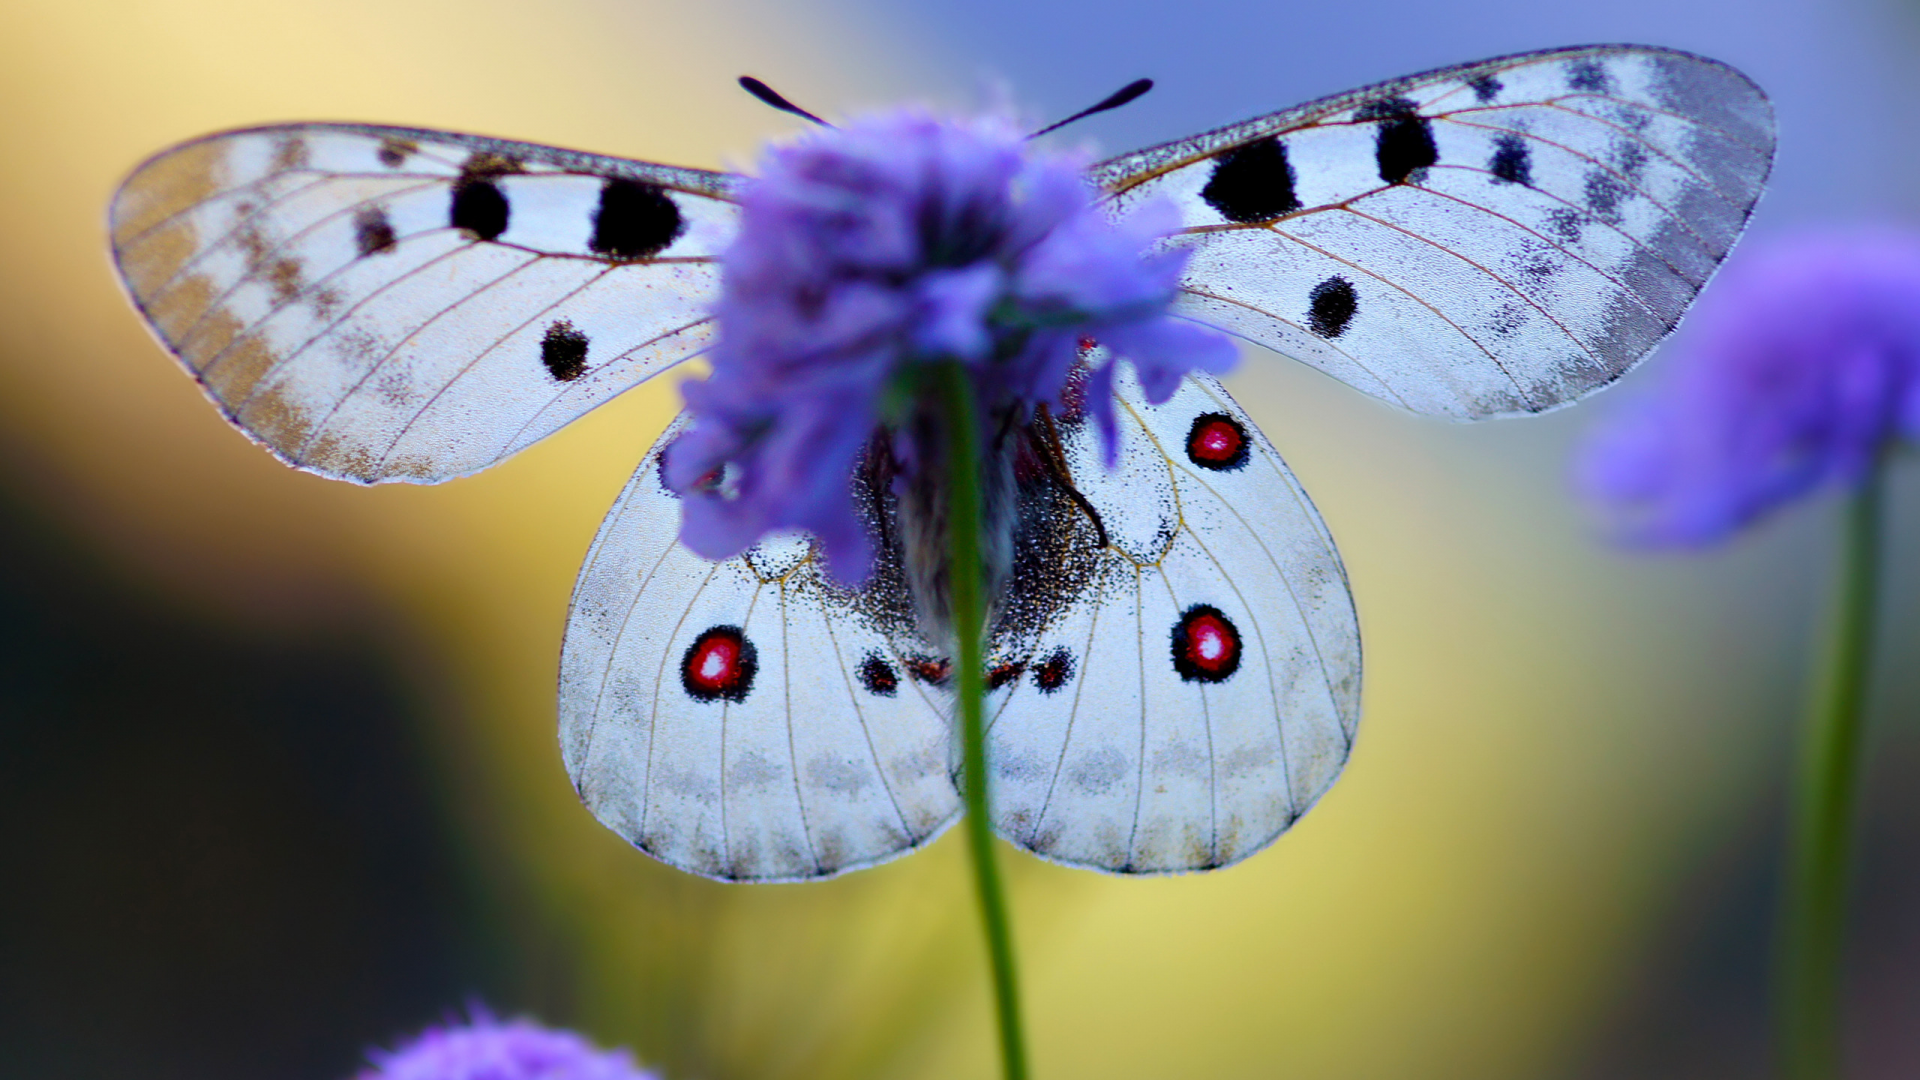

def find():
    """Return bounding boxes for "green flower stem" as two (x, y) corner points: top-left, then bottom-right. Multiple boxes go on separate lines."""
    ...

(1779, 462), (1888, 1080)
(935, 361), (1030, 1080)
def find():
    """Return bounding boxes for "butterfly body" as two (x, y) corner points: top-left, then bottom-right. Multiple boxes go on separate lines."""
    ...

(109, 44), (1774, 880)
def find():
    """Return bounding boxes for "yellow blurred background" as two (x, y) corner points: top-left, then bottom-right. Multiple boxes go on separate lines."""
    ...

(3, 1), (1918, 1078)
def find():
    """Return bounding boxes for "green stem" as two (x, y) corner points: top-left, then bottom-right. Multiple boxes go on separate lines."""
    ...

(935, 361), (1030, 1080)
(1778, 463), (1887, 1080)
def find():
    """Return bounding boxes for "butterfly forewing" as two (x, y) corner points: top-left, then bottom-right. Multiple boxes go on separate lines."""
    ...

(110, 124), (740, 483)
(985, 371), (1359, 873)
(1095, 44), (1773, 419)
(560, 418), (961, 882)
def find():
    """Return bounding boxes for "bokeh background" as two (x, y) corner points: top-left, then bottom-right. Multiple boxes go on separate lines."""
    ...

(3, 0), (1919, 1077)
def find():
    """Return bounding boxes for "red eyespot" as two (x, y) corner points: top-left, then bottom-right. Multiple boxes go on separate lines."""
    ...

(1031, 647), (1075, 694)
(1171, 605), (1241, 683)
(859, 652), (898, 697)
(905, 655), (952, 686)
(681, 626), (757, 702)
(1186, 413), (1248, 471)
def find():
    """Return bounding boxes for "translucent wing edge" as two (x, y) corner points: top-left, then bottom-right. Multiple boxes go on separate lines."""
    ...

(1090, 43), (1775, 191)
(111, 121), (745, 208)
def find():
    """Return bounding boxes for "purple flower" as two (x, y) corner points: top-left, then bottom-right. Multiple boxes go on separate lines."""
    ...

(664, 108), (1237, 581)
(1575, 230), (1920, 546)
(355, 1012), (656, 1080)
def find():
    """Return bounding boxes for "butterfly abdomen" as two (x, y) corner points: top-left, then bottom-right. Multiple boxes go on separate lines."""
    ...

(893, 402), (1019, 653)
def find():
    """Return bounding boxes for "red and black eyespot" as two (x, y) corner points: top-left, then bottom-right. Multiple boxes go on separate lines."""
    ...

(905, 655), (952, 687)
(858, 652), (898, 697)
(681, 625), (758, 702)
(1031, 647), (1075, 694)
(987, 661), (1025, 691)
(1170, 605), (1241, 683)
(1186, 413), (1249, 471)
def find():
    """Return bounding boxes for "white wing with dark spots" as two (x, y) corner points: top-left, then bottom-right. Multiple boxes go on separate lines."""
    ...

(1094, 44), (1774, 419)
(109, 123), (739, 483)
(560, 416), (962, 882)
(982, 370), (1359, 873)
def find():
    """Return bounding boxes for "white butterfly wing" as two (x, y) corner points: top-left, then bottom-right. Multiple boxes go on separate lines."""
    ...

(110, 124), (738, 482)
(985, 370), (1358, 873)
(1094, 44), (1773, 419)
(561, 417), (962, 882)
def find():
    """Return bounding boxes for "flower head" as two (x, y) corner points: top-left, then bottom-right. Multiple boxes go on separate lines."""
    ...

(355, 1012), (656, 1080)
(664, 108), (1237, 580)
(1574, 230), (1920, 546)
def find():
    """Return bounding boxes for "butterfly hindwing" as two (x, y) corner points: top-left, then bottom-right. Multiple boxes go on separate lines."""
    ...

(1094, 44), (1774, 420)
(110, 123), (739, 483)
(984, 370), (1359, 873)
(560, 417), (962, 882)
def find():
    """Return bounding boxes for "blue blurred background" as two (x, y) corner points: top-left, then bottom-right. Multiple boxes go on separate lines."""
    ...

(2, 0), (1918, 1076)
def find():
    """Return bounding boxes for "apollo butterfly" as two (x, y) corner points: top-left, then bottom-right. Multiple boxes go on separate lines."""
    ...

(107, 44), (1773, 880)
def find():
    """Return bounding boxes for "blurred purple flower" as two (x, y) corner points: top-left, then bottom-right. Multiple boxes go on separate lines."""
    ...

(665, 108), (1237, 580)
(356, 1012), (656, 1080)
(1575, 230), (1920, 546)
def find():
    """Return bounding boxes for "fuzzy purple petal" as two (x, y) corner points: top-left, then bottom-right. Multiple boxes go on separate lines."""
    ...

(666, 107), (1237, 579)
(1575, 229), (1920, 547)
(1097, 317), (1242, 403)
(357, 1014), (656, 1080)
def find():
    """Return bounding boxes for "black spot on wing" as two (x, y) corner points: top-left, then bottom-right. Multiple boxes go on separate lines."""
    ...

(450, 179), (509, 241)
(1568, 59), (1612, 93)
(986, 661), (1025, 691)
(449, 151), (523, 241)
(459, 151), (524, 180)
(857, 653), (898, 697)
(1358, 97), (1437, 184)
(1468, 74), (1502, 103)
(1200, 137), (1300, 224)
(1546, 207), (1585, 244)
(353, 206), (397, 256)
(541, 319), (589, 382)
(1584, 170), (1632, 225)
(1489, 134), (1532, 186)
(376, 138), (416, 168)
(1032, 648), (1074, 694)
(271, 135), (309, 172)
(1611, 139), (1650, 181)
(590, 179), (686, 261)
(1308, 276), (1357, 339)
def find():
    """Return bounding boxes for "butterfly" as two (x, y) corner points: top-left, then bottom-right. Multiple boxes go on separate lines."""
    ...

(108, 44), (1773, 881)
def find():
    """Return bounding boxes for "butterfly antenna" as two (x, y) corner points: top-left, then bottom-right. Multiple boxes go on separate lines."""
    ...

(738, 76), (833, 127)
(1029, 78), (1154, 138)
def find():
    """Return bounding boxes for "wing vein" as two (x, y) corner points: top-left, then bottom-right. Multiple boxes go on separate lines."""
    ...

(1029, 586), (1109, 848)
(778, 585), (824, 874)
(1265, 225), (1529, 406)
(1335, 205), (1614, 367)
(817, 605), (917, 840)
(637, 560), (725, 843)
(348, 261), (620, 466)
(1444, 118), (1722, 259)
